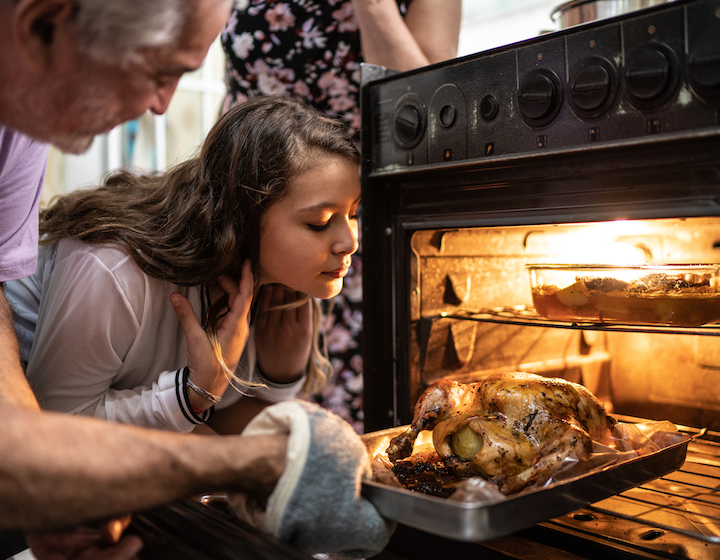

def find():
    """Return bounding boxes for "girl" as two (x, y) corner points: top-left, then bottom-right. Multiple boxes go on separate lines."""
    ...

(6, 96), (361, 434)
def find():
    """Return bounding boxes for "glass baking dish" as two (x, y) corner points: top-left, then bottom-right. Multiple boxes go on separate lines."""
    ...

(527, 264), (720, 326)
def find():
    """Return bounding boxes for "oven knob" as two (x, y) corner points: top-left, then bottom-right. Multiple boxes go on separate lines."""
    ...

(688, 30), (720, 105)
(569, 57), (618, 119)
(480, 94), (499, 121)
(393, 97), (426, 149)
(439, 104), (456, 128)
(518, 69), (563, 127)
(624, 43), (679, 110)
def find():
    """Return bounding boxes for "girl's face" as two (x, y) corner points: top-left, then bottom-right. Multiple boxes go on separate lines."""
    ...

(258, 153), (361, 299)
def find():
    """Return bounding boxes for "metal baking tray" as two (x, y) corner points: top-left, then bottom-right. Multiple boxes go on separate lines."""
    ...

(361, 426), (691, 542)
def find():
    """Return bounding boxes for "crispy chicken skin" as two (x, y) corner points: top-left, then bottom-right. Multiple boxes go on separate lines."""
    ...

(386, 372), (616, 494)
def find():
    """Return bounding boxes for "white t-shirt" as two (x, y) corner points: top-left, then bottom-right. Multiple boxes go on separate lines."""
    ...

(5, 237), (304, 432)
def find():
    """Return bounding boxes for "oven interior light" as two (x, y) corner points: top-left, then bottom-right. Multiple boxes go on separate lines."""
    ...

(530, 221), (655, 266)
(558, 241), (651, 266)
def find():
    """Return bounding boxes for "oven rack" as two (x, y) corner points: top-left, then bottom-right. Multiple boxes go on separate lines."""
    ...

(432, 307), (720, 337)
(534, 421), (720, 559)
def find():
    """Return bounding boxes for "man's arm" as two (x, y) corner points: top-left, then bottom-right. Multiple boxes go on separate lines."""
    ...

(0, 405), (287, 529)
(0, 263), (279, 530)
(1, 269), (285, 531)
(0, 288), (40, 409)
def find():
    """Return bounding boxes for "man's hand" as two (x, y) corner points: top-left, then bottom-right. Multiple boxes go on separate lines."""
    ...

(26, 517), (142, 560)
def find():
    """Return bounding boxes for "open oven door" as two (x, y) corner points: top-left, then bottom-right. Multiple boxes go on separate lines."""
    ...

(128, 499), (312, 560)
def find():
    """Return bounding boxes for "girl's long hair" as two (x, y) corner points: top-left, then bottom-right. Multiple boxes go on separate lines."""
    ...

(39, 96), (360, 395)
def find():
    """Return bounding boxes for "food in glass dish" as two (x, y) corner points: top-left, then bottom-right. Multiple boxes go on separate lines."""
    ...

(528, 264), (720, 326)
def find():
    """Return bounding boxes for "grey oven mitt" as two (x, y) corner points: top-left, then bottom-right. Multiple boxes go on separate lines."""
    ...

(228, 400), (396, 557)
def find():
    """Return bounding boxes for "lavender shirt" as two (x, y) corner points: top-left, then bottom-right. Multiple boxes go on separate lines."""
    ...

(0, 126), (48, 282)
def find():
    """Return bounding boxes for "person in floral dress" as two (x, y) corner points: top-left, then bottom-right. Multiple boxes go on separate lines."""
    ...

(222, 0), (461, 433)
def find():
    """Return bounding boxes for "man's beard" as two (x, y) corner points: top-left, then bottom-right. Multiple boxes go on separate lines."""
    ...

(40, 90), (111, 155)
(5, 78), (116, 154)
(49, 133), (96, 155)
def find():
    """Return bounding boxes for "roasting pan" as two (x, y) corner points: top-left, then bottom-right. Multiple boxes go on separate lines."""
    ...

(361, 424), (692, 542)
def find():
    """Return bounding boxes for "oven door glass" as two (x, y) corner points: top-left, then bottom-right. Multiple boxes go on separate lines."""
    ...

(410, 217), (720, 430)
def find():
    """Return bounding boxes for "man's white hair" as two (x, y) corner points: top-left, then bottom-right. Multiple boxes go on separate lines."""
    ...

(75, 0), (238, 63)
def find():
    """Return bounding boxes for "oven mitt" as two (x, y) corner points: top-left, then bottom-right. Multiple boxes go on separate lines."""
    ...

(228, 400), (396, 557)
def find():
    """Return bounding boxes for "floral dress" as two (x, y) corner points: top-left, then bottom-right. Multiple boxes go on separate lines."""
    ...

(222, 0), (407, 433)
(221, 0), (408, 140)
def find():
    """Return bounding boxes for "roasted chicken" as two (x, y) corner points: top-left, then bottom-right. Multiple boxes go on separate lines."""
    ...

(386, 372), (616, 494)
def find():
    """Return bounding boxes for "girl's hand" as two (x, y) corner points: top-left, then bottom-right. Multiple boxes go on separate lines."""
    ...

(170, 261), (254, 407)
(254, 284), (312, 384)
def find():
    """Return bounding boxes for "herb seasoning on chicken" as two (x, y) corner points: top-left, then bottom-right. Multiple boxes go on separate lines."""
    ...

(386, 372), (616, 496)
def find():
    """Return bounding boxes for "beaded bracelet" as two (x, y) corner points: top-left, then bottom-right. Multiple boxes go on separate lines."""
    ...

(186, 377), (222, 405)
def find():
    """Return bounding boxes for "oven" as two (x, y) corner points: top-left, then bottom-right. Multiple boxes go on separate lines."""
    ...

(359, 0), (720, 558)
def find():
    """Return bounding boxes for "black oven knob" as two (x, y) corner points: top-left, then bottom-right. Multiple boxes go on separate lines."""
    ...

(569, 57), (618, 119)
(439, 104), (456, 127)
(624, 43), (680, 110)
(480, 94), (499, 121)
(688, 30), (720, 105)
(518, 69), (563, 128)
(393, 97), (426, 149)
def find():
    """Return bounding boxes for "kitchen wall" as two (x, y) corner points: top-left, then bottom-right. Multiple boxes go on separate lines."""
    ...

(459, 0), (560, 56)
(43, 0), (561, 202)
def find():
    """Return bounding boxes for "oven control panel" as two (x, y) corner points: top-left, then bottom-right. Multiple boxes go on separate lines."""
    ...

(363, 0), (720, 172)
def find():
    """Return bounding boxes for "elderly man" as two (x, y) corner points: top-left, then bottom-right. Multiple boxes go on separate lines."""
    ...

(0, 0), (235, 399)
(0, 0), (293, 558)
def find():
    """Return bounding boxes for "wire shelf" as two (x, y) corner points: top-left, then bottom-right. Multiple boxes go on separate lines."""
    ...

(430, 307), (720, 337)
(541, 423), (720, 558)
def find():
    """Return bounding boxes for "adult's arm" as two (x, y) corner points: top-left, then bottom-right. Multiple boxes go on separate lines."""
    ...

(0, 404), (287, 530)
(2, 272), (279, 530)
(0, 288), (39, 409)
(0, 127), (49, 409)
(351, 0), (462, 72)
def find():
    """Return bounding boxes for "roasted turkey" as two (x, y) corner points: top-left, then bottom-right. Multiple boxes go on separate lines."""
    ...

(386, 372), (616, 494)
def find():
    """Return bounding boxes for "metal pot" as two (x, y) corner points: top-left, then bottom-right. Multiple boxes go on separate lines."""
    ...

(551, 0), (671, 28)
